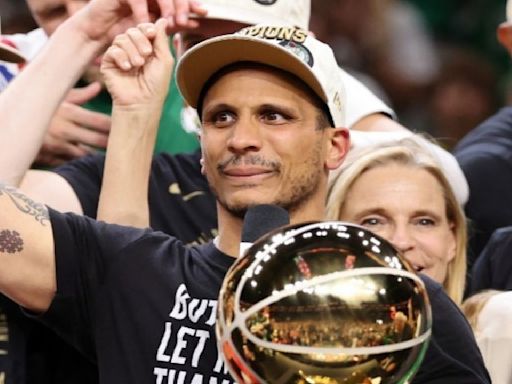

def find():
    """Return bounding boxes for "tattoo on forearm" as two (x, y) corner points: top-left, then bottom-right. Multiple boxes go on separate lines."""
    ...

(0, 183), (49, 226)
(0, 230), (23, 253)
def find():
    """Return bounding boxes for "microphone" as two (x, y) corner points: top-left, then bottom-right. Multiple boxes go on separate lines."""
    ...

(240, 205), (290, 257)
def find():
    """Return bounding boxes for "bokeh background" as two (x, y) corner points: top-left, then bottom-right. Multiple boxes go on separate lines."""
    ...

(1, 0), (509, 149)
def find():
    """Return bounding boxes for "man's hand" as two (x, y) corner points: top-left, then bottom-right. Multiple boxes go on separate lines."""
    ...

(77, 0), (207, 47)
(101, 19), (174, 107)
(34, 83), (111, 167)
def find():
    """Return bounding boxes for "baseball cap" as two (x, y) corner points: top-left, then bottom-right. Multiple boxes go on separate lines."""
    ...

(192, 0), (310, 30)
(0, 19), (24, 63)
(176, 25), (346, 128)
(0, 39), (24, 63)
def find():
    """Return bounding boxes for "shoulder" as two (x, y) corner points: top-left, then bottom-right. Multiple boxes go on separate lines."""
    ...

(455, 107), (512, 155)
(471, 226), (512, 292)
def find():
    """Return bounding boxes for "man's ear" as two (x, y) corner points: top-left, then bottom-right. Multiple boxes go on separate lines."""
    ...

(200, 157), (206, 175)
(498, 23), (512, 55)
(326, 127), (350, 171)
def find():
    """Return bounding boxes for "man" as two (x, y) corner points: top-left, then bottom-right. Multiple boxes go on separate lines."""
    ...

(0, 8), (491, 383)
(454, 0), (512, 270)
(3, 17), (350, 383)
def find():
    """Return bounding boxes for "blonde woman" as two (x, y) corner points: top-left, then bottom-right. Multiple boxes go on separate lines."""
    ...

(326, 137), (467, 304)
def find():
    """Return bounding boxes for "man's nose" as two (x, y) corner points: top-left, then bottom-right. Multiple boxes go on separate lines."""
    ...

(227, 118), (263, 154)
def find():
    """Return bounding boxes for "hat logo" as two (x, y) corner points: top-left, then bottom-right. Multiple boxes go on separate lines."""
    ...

(279, 40), (314, 67)
(254, 0), (278, 5)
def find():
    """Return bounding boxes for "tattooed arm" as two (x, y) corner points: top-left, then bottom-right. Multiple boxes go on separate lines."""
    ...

(0, 183), (56, 313)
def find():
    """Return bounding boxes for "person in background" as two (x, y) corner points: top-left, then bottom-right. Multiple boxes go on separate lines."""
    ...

(326, 138), (467, 305)
(0, 0), (207, 166)
(462, 290), (512, 384)
(454, 0), (512, 269)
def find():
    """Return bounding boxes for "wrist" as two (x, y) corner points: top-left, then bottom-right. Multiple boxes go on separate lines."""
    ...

(110, 103), (164, 138)
(55, 12), (106, 62)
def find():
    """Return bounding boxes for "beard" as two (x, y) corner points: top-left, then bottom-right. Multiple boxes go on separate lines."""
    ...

(208, 139), (324, 219)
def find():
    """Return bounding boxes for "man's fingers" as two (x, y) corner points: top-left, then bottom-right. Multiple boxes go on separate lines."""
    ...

(153, 19), (172, 60)
(105, 45), (134, 71)
(126, 27), (155, 59)
(37, 140), (90, 164)
(174, 0), (191, 26)
(66, 82), (102, 105)
(64, 126), (109, 149)
(189, 0), (208, 17)
(126, 0), (150, 24)
(65, 103), (111, 133)
(113, 33), (147, 67)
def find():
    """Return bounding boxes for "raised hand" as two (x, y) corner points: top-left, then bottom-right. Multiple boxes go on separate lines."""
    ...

(34, 83), (111, 166)
(101, 19), (174, 107)
(78, 0), (207, 47)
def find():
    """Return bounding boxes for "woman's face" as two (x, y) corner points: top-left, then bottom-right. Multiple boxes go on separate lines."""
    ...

(338, 163), (456, 284)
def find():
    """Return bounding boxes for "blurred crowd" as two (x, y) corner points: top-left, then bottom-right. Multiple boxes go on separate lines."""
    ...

(1, 0), (508, 149)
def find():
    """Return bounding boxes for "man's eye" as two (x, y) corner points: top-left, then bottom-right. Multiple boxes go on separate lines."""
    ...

(212, 112), (236, 126)
(262, 111), (289, 123)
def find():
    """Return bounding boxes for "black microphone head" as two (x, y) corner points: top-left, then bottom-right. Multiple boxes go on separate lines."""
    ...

(241, 204), (290, 243)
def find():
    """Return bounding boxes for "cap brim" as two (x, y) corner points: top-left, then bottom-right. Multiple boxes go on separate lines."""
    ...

(0, 42), (25, 63)
(176, 35), (326, 109)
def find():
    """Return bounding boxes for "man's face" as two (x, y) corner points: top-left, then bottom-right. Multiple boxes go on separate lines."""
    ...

(26, 0), (89, 36)
(200, 66), (338, 218)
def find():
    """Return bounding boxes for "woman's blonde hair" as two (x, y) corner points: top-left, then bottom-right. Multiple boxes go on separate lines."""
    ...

(461, 290), (502, 331)
(326, 138), (467, 304)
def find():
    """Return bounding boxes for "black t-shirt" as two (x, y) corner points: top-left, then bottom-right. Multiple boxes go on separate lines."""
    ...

(43, 208), (235, 383)
(54, 149), (218, 245)
(454, 106), (512, 266)
(0, 295), (97, 384)
(41, 209), (490, 383)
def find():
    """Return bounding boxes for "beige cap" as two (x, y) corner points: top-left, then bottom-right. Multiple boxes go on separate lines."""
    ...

(176, 25), (345, 127)
(192, 0), (310, 30)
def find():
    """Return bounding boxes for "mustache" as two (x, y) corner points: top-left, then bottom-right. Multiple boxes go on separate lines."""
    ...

(217, 155), (281, 172)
